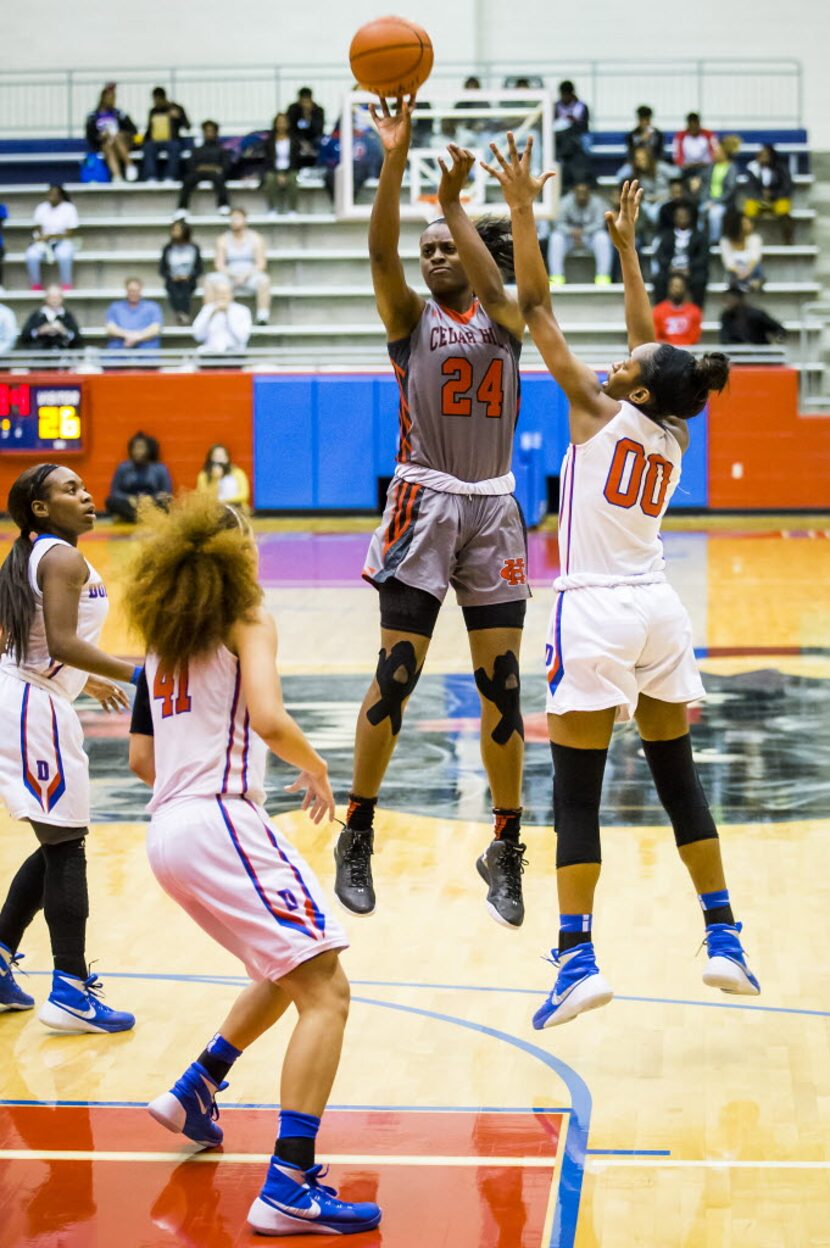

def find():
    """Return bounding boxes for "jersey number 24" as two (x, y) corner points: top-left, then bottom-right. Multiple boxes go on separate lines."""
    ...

(604, 437), (673, 517)
(441, 358), (504, 418)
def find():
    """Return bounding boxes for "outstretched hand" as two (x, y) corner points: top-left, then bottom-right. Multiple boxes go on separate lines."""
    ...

(437, 143), (476, 205)
(284, 767), (335, 824)
(605, 179), (643, 252)
(480, 132), (555, 208)
(368, 94), (416, 156)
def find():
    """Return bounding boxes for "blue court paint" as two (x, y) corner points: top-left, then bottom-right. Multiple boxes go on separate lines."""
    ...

(586, 1148), (672, 1156)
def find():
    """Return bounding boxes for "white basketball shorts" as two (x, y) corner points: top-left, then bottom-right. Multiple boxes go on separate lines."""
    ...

(545, 581), (705, 721)
(0, 672), (90, 827)
(146, 795), (348, 983)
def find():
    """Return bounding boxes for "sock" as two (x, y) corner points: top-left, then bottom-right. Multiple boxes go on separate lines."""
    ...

(492, 807), (522, 844)
(699, 888), (735, 928)
(0, 848), (45, 954)
(559, 912), (593, 953)
(346, 794), (377, 833)
(275, 1109), (321, 1172)
(41, 838), (88, 980)
(197, 1033), (242, 1085)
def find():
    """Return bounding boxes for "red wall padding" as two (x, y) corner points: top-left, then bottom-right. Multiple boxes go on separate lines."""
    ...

(0, 372), (253, 509)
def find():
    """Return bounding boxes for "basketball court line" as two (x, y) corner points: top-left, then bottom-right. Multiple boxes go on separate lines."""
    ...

(0, 1149), (557, 1167)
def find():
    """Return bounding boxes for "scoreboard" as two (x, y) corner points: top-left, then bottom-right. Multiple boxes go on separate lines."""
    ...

(0, 382), (84, 452)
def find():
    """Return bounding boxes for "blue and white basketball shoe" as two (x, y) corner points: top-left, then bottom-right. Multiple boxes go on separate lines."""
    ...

(148, 1062), (228, 1149)
(37, 970), (135, 1033)
(248, 1157), (382, 1236)
(0, 943), (34, 1011)
(532, 942), (614, 1030)
(702, 922), (761, 995)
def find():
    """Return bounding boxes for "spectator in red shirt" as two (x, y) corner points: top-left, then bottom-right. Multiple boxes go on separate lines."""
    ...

(673, 112), (718, 197)
(652, 274), (703, 346)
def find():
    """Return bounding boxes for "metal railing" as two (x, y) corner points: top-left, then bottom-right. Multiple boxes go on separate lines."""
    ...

(798, 302), (830, 410)
(0, 58), (803, 139)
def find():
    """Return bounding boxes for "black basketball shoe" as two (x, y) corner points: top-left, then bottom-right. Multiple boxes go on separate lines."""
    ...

(334, 828), (376, 916)
(476, 839), (527, 929)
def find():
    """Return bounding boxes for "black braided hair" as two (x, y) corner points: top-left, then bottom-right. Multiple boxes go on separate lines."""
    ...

(0, 464), (61, 662)
(425, 215), (515, 281)
(638, 347), (730, 421)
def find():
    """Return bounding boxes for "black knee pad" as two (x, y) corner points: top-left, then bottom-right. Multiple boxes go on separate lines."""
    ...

(551, 742), (607, 868)
(462, 599), (527, 632)
(378, 578), (442, 639)
(641, 735), (718, 848)
(41, 836), (90, 922)
(474, 650), (524, 744)
(366, 641), (423, 736)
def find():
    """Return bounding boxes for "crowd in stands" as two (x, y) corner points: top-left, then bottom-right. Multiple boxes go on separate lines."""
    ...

(0, 78), (806, 356)
(106, 432), (249, 522)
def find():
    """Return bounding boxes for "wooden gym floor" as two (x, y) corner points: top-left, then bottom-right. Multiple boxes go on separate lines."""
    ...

(1, 518), (829, 1247)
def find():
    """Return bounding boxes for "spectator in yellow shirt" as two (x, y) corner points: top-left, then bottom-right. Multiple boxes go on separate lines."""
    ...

(196, 444), (251, 513)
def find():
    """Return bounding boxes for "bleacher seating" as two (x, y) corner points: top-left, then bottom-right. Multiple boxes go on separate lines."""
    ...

(0, 127), (819, 367)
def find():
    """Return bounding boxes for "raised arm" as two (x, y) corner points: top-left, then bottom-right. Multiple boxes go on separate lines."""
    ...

(481, 134), (606, 426)
(367, 95), (424, 341)
(437, 144), (523, 340)
(604, 180), (653, 349)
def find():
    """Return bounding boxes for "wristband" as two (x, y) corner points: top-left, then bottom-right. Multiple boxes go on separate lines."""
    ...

(129, 666), (143, 687)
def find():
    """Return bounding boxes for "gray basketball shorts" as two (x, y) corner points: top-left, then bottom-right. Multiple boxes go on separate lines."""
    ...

(363, 479), (531, 606)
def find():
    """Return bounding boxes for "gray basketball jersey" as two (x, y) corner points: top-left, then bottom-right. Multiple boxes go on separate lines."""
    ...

(388, 299), (522, 481)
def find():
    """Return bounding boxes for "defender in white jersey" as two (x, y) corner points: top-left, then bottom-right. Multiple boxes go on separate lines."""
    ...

(0, 464), (136, 1034)
(126, 493), (380, 1238)
(337, 99), (531, 933)
(486, 141), (760, 1029)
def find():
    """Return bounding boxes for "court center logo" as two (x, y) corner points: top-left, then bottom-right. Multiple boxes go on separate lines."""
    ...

(499, 557), (527, 586)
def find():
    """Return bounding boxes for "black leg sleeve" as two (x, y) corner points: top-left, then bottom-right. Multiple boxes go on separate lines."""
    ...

(41, 837), (89, 979)
(0, 849), (46, 953)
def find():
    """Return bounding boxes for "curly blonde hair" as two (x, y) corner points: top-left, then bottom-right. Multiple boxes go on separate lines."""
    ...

(122, 492), (262, 669)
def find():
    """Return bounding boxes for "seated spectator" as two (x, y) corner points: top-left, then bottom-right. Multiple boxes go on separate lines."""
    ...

(159, 220), (202, 325)
(743, 144), (794, 243)
(176, 120), (231, 217)
(196, 442), (251, 511)
(720, 209), (764, 293)
(214, 207), (271, 324)
(624, 106), (664, 169)
(548, 181), (612, 286)
(106, 432), (172, 522)
(653, 202), (709, 307)
(142, 86), (190, 182)
(287, 87), (325, 169)
(0, 200), (7, 290)
(18, 284), (83, 351)
(700, 136), (741, 242)
(0, 301), (16, 354)
(652, 274), (702, 346)
(672, 112), (718, 196)
(192, 274), (252, 354)
(628, 149), (674, 232)
(658, 177), (699, 231)
(263, 113), (301, 218)
(320, 100), (383, 205)
(554, 79), (592, 190)
(719, 287), (786, 345)
(105, 277), (163, 351)
(85, 83), (137, 182)
(25, 184), (79, 291)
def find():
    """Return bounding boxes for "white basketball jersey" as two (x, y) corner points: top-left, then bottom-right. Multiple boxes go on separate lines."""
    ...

(0, 535), (109, 702)
(144, 645), (267, 815)
(557, 401), (682, 587)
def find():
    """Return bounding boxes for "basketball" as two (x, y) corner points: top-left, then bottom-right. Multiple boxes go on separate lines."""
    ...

(349, 16), (434, 97)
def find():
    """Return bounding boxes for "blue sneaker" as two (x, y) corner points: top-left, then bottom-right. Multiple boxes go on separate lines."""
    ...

(0, 944), (34, 1011)
(248, 1157), (382, 1236)
(37, 970), (135, 1034)
(532, 942), (614, 1030)
(702, 922), (761, 995)
(148, 1061), (228, 1149)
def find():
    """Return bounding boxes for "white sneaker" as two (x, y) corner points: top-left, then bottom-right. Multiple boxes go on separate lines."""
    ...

(256, 309), (270, 325)
(218, 204), (231, 216)
(125, 164), (138, 182)
(532, 943), (614, 1029)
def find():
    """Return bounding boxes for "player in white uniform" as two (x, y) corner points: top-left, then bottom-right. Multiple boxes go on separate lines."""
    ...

(485, 140), (761, 1028)
(0, 464), (136, 1033)
(126, 493), (381, 1238)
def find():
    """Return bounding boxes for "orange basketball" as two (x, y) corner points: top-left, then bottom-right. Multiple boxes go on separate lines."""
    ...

(349, 16), (434, 97)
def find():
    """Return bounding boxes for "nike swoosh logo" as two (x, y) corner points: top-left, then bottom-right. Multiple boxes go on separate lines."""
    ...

(193, 1088), (210, 1116)
(265, 1197), (322, 1221)
(55, 1001), (97, 1020)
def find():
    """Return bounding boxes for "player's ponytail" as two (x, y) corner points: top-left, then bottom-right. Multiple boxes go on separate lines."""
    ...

(474, 215), (515, 280)
(638, 346), (730, 421)
(123, 491), (262, 670)
(0, 463), (59, 662)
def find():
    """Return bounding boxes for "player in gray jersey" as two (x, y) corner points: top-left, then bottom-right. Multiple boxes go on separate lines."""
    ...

(334, 95), (531, 930)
